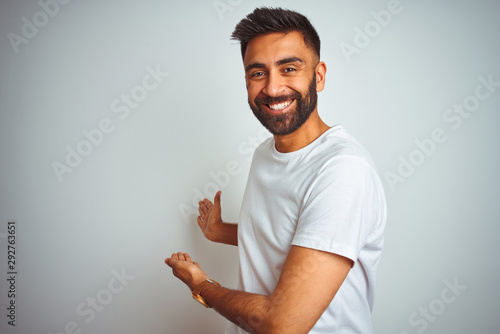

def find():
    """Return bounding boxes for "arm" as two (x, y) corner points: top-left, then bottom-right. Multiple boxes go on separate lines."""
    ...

(166, 245), (353, 333)
(197, 191), (238, 246)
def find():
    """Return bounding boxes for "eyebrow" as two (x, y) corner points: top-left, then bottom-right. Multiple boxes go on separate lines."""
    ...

(245, 56), (304, 73)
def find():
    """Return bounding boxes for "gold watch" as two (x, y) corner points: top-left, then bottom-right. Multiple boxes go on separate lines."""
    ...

(191, 279), (220, 308)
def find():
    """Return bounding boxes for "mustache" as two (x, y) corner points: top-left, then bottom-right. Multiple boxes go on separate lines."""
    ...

(254, 91), (301, 106)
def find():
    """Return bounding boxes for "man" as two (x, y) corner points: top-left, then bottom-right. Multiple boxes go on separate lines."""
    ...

(166, 7), (386, 334)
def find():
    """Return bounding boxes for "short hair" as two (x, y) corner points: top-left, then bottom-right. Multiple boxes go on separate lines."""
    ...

(231, 7), (321, 61)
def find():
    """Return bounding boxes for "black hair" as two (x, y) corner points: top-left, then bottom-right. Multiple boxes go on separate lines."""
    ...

(231, 7), (321, 61)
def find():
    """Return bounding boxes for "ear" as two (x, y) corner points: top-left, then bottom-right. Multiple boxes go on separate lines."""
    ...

(315, 61), (327, 92)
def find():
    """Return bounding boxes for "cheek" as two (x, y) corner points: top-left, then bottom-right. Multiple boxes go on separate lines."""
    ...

(287, 77), (309, 93)
(246, 83), (263, 100)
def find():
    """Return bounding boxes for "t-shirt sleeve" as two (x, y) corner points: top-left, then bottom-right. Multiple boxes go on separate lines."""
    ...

(291, 155), (381, 262)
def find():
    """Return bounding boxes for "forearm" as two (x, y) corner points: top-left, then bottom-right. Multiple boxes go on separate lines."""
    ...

(201, 283), (277, 333)
(167, 247), (346, 333)
(211, 222), (238, 246)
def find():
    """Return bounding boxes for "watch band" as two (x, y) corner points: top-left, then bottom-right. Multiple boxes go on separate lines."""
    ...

(191, 279), (220, 308)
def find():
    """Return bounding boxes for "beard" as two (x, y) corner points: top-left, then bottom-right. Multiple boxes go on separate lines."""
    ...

(248, 72), (318, 136)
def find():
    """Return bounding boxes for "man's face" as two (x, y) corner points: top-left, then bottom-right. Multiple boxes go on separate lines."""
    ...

(243, 31), (320, 136)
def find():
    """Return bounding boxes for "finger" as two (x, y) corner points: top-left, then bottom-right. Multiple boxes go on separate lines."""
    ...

(203, 198), (213, 210)
(200, 198), (212, 209)
(171, 253), (178, 260)
(184, 253), (193, 263)
(199, 205), (206, 218)
(197, 216), (204, 228)
(165, 257), (175, 267)
(177, 252), (185, 261)
(214, 191), (221, 208)
(198, 201), (207, 214)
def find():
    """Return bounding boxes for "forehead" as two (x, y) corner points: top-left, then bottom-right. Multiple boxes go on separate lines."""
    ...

(243, 31), (312, 66)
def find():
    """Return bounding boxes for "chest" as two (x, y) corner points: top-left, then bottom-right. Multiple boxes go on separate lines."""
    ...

(239, 158), (316, 251)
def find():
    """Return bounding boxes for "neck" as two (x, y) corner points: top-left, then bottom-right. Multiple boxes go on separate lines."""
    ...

(273, 110), (330, 153)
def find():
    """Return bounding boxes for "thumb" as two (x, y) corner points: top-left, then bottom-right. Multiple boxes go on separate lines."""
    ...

(214, 191), (222, 208)
(165, 257), (176, 267)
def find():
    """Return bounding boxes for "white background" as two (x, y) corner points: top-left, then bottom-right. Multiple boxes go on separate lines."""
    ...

(1, 0), (499, 333)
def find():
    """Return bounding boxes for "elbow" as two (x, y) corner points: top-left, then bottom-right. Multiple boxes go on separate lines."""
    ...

(254, 315), (305, 334)
(245, 308), (285, 334)
(247, 297), (314, 333)
(253, 320), (280, 334)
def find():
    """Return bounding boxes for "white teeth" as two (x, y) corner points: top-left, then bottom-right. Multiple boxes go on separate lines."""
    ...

(268, 100), (292, 111)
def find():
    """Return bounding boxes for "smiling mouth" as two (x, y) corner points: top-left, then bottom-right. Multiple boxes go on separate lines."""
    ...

(266, 100), (294, 112)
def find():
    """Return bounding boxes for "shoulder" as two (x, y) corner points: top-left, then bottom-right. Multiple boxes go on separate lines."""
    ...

(251, 136), (275, 162)
(312, 126), (378, 175)
(256, 136), (274, 152)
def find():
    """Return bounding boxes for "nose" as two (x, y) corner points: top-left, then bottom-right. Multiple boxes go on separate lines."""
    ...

(262, 71), (286, 97)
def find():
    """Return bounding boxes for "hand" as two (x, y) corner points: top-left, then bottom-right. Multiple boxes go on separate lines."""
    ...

(165, 252), (209, 290)
(197, 191), (223, 242)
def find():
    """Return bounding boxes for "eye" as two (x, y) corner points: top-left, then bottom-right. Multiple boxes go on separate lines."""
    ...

(251, 71), (265, 78)
(283, 67), (296, 73)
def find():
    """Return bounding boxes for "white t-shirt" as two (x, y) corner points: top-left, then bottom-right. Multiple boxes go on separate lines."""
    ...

(225, 125), (387, 334)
